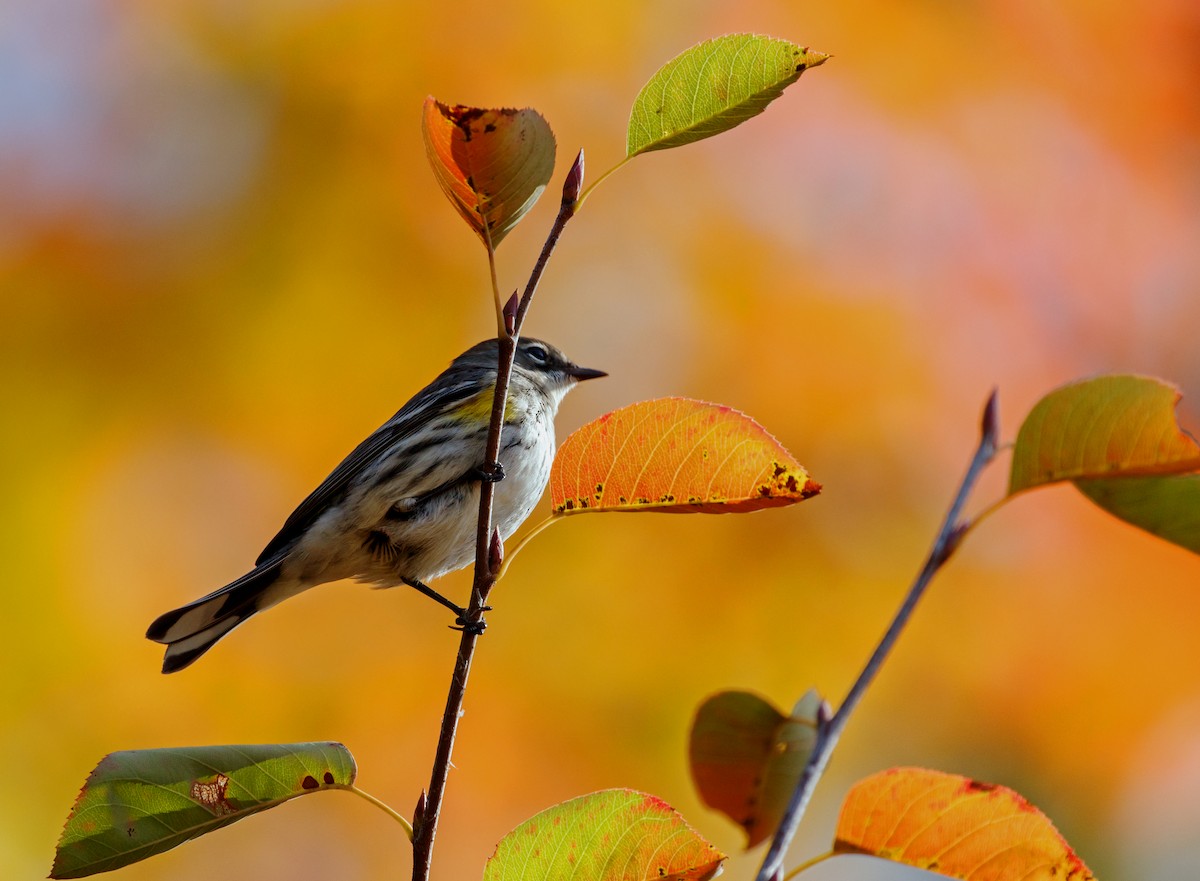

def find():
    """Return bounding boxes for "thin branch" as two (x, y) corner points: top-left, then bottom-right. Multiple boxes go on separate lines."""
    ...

(410, 150), (587, 881)
(754, 390), (1000, 881)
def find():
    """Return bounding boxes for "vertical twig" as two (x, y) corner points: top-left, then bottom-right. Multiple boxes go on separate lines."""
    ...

(754, 390), (1001, 881)
(410, 151), (586, 881)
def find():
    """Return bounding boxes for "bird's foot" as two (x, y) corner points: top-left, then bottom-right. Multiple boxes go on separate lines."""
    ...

(451, 608), (491, 636)
(472, 461), (506, 483)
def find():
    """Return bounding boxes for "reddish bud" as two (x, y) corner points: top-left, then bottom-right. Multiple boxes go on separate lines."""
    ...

(489, 526), (504, 576)
(562, 149), (585, 208)
(980, 388), (999, 457)
(503, 292), (518, 336)
(413, 789), (427, 833)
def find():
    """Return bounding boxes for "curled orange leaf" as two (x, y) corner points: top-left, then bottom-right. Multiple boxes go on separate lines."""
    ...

(834, 767), (1096, 880)
(689, 690), (821, 848)
(421, 97), (555, 248)
(549, 397), (820, 515)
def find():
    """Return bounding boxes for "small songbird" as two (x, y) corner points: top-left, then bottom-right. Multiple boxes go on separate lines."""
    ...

(147, 337), (605, 673)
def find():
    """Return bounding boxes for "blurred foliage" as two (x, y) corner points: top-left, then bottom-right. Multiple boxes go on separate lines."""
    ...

(3, 2), (1199, 880)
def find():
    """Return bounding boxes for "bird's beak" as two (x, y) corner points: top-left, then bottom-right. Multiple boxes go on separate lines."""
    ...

(567, 365), (607, 382)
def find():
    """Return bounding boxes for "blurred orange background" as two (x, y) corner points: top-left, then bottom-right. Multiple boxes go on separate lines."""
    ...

(4, 2), (1199, 879)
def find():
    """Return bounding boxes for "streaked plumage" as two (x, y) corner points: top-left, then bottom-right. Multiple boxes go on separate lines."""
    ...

(146, 338), (604, 673)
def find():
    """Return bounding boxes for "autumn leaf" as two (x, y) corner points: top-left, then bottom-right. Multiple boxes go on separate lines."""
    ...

(421, 98), (555, 248)
(690, 690), (821, 848)
(549, 397), (820, 515)
(52, 743), (356, 879)
(834, 767), (1096, 881)
(627, 33), (828, 157)
(1009, 374), (1200, 494)
(483, 789), (725, 881)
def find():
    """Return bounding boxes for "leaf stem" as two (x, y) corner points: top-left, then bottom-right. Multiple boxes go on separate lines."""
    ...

(495, 515), (560, 581)
(575, 155), (630, 211)
(782, 851), (833, 880)
(410, 153), (586, 881)
(753, 390), (1001, 881)
(485, 235), (503, 336)
(346, 785), (414, 842)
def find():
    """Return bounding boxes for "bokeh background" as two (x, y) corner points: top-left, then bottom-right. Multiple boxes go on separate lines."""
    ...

(4, 1), (1200, 879)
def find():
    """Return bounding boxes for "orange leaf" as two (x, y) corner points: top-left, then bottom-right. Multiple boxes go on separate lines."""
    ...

(549, 397), (820, 514)
(689, 690), (820, 848)
(421, 97), (555, 248)
(1009, 374), (1200, 494)
(834, 767), (1096, 880)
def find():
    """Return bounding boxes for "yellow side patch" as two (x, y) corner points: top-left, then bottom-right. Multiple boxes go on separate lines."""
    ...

(449, 386), (513, 424)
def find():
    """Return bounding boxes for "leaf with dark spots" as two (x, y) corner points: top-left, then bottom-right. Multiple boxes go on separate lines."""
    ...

(834, 767), (1097, 880)
(549, 397), (819, 515)
(52, 743), (356, 879)
(627, 34), (828, 157)
(421, 98), (555, 248)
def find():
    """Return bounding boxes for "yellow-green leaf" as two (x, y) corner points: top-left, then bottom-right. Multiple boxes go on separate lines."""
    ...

(1009, 374), (1200, 494)
(627, 33), (828, 157)
(52, 743), (356, 879)
(1076, 473), (1200, 555)
(483, 789), (725, 881)
(690, 690), (821, 848)
(421, 98), (555, 248)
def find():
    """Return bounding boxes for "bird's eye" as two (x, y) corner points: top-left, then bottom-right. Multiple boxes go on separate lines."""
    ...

(526, 344), (549, 364)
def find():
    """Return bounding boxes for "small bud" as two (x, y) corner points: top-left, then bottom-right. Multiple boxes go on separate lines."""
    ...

(942, 522), (969, 559)
(562, 149), (585, 208)
(489, 526), (504, 576)
(817, 699), (833, 729)
(413, 789), (427, 835)
(980, 388), (999, 457)
(503, 292), (518, 336)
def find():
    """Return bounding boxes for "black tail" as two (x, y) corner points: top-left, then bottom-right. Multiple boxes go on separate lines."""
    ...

(147, 557), (284, 673)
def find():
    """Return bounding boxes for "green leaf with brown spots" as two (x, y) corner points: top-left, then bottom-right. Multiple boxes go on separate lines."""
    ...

(690, 690), (822, 848)
(483, 789), (726, 881)
(51, 743), (356, 878)
(627, 34), (828, 157)
(548, 397), (820, 515)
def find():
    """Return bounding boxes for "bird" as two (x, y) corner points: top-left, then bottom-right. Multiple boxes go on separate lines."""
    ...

(146, 337), (605, 673)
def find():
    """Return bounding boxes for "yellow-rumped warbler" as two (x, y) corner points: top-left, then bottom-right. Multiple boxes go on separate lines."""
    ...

(146, 337), (605, 673)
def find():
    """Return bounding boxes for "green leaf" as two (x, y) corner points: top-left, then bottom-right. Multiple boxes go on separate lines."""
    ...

(483, 789), (726, 881)
(689, 690), (820, 848)
(627, 33), (828, 157)
(1076, 473), (1200, 555)
(1009, 374), (1200, 495)
(52, 742), (356, 879)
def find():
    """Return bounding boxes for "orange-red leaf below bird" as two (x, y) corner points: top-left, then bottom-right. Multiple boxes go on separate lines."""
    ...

(549, 397), (820, 515)
(834, 767), (1096, 881)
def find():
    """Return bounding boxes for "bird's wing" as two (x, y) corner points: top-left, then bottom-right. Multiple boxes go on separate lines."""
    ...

(255, 375), (486, 564)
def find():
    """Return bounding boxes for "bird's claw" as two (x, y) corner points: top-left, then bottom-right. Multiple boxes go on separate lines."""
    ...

(473, 461), (505, 484)
(451, 612), (488, 636)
